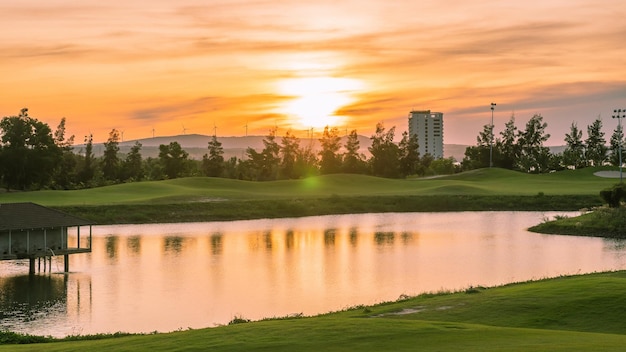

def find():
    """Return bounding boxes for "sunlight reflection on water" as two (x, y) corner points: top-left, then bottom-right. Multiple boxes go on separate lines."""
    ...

(1, 211), (625, 337)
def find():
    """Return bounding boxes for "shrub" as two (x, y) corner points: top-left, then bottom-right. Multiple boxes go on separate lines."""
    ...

(600, 183), (626, 208)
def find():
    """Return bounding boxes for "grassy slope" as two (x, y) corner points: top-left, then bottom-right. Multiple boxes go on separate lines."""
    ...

(3, 272), (626, 351)
(529, 207), (626, 237)
(0, 167), (618, 206)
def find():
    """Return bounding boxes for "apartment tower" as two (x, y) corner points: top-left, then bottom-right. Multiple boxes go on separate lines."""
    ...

(408, 110), (444, 159)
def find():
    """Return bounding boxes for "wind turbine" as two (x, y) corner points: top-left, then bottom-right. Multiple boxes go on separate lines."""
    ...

(182, 124), (187, 135)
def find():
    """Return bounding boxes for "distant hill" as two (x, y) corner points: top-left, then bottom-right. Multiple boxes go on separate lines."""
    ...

(81, 133), (566, 162)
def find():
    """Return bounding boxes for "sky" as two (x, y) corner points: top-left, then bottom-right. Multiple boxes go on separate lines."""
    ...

(1, 0), (626, 146)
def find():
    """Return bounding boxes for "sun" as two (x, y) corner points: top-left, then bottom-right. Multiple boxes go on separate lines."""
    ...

(277, 77), (362, 129)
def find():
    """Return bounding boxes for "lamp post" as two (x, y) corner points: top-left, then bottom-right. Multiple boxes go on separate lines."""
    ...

(613, 109), (626, 183)
(489, 103), (496, 168)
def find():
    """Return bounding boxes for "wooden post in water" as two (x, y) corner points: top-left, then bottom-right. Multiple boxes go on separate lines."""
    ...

(29, 257), (35, 275)
(64, 254), (69, 272)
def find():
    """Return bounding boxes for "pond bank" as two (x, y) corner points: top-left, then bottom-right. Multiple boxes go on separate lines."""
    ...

(529, 207), (626, 238)
(55, 194), (601, 225)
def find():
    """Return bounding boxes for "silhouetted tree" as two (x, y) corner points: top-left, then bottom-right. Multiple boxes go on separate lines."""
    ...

(495, 115), (518, 169)
(369, 123), (399, 178)
(78, 134), (95, 185)
(123, 141), (144, 181)
(102, 129), (121, 181)
(202, 135), (225, 177)
(609, 123), (625, 167)
(159, 141), (189, 179)
(52, 117), (77, 189)
(563, 122), (585, 169)
(462, 123), (493, 170)
(0, 108), (61, 190)
(398, 130), (420, 176)
(517, 114), (551, 173)
(318, 126), (342, 174)
(585, 117), (608, 167)
(342, 129), (366, 173)
(279, 130), (300, 179)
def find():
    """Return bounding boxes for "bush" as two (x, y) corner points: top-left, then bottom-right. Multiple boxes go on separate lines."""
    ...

(600, 183), (626, 208)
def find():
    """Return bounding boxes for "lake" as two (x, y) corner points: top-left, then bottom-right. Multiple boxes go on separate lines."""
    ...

(1, 211), (625, 337)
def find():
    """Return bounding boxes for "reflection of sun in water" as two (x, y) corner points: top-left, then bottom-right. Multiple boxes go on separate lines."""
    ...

(277, 77), (363, 128)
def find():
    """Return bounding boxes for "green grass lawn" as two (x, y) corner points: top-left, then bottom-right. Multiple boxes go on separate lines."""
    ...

(0, 167), (619, 206)
(3, 272), (626, 351)
(0, 167), (617, 224)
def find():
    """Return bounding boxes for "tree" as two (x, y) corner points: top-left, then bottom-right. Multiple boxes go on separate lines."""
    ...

(0, 108), (61, 190)
(52, 117), (77, 189)
(202, 135), (225, 177)
(279, 130), (300, 179)
(398, 131), (420, 177)
(159, 141), (189, 179)
(517, 114), (551, 173)
(609, 123), (625, 167)
(245, 128), (280, 180)
(585, 117), (608, 167)
(495, 115), (518, 169)
(368, 123), (399, 178)
(562, 122), (585, 169)
(318, 126), (342, 174)
(102, 129), (121, 181)
(77, 133), (95, 185)
(123, 141), (144, 181)
(342, 129), (366, 173)
(295, 144), (318, 178)
(430, 157), (456, 175)
(461, 123), (493, 170)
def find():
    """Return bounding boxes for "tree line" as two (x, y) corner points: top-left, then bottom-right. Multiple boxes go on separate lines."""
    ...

(2, 109), (623, 191)
(462, 113), (625, 173)
(0, 109), (456, 191)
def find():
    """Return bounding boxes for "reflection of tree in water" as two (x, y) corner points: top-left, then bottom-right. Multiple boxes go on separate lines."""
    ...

(349, 228), (358, 247)
(127, 236), (141, 255)
(324, 229), (336, 246)
(164, 236), (185, 253)
(285, 230), (295, 250)
(210, 233), (223, 255)
(105, 236), (118, 259)
(263, 231), (272, 250)
(401, 232), (414, 244)
(0, 274), (67, 326)
(603, 239), (626, 254)
(374, 232), (395, 245)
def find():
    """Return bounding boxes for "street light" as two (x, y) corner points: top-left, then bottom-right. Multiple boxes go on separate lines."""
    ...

(490, 103), (496, 168)
(613, 109), (626, 183)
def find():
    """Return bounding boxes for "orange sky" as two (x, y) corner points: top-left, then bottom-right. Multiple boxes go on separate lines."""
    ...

(1, 0), (625, 145)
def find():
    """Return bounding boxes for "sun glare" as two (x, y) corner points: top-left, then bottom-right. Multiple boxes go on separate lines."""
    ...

(277, 77), (363, 129)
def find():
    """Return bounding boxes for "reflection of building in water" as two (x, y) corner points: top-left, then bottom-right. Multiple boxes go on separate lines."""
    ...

(0, 273), (92, 336)
(0, 203), (93, 274)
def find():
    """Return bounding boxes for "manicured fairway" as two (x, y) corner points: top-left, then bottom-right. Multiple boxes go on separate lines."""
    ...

(0, 167), (618, 206)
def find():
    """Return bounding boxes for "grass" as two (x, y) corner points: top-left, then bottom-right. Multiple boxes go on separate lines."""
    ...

(0, 167), (618, 224)
(0, 167), (619, 206)
(529, 207), (626, 237)
(3, 272), (626, 351)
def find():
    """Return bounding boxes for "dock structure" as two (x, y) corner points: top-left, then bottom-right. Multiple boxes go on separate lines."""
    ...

(0, 203), (94, 274)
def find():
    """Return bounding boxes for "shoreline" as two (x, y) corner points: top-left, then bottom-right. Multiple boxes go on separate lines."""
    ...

(53, 194), (601, 225)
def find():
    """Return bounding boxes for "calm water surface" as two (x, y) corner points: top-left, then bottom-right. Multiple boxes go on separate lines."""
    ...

(1, 211), (626, 337)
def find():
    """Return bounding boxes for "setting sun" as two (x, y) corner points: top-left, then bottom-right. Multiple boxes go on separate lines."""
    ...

(277, 77), (364, 129)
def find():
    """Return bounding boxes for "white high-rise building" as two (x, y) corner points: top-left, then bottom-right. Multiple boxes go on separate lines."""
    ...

(408, 110), (444, 159)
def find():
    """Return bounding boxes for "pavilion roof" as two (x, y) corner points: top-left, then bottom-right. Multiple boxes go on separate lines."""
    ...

(0, 203), (94, 231)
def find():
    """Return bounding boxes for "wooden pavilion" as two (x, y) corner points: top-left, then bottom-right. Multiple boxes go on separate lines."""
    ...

(0, 202), (94, 274)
